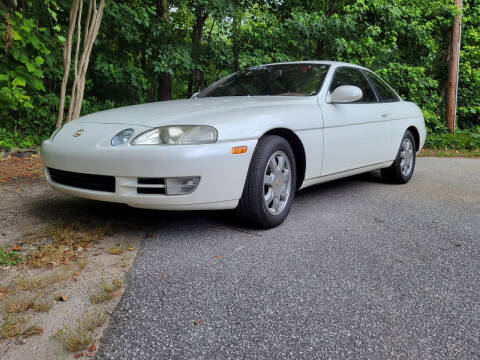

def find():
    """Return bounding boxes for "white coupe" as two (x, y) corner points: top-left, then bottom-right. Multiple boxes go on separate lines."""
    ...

(41, 61), (426, 228)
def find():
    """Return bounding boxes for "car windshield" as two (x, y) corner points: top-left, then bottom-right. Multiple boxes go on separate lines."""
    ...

(198, 64), (330, 98)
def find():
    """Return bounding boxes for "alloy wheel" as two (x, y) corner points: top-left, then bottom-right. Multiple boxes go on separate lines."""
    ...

(263, 151), (292, 215)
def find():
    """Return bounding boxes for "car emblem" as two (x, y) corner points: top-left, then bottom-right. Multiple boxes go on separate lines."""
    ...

(73, 129), (85, 137)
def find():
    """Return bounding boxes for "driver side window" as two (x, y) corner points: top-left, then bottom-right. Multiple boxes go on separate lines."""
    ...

(329, 67), (377, 103)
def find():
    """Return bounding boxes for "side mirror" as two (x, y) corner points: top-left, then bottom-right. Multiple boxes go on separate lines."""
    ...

(191, 91), (200, 99)
(327, 85), (363, 103)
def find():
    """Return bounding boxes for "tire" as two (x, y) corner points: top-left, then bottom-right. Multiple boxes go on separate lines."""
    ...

(236, 135), (297, 229)
(381, 130), (416, 184)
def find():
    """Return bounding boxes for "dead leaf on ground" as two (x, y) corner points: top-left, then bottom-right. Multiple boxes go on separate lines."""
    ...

(56, 294), (68, 302)
(0, 286), (12, 294)
(8, 245), (23, 252)
(215, 255), (222, 260)
(127, 245), (134, 251)
(193, 320), (201, 326)
(74, 352), (83, 359)
(88, 343), (97, 352)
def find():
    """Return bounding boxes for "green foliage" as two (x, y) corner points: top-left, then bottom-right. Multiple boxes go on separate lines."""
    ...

(425, 130), (480, 150)
(0, 247), (23, 266)
(0, 5), (62, 150)
(0, 0), (479, 150)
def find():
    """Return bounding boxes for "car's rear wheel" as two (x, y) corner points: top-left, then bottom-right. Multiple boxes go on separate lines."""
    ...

(236, 135), (297, 228)
(381, 130), (416, 184)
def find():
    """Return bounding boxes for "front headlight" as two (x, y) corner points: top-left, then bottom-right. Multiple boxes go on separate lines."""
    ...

(131, 126), (218, 145)
(111, 128), (135, 146)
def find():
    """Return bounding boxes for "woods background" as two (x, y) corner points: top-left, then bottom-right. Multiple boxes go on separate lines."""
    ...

(1, 0), (479, 150)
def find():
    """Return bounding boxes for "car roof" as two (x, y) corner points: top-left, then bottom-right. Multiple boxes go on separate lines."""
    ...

(258, 61), (369, 71)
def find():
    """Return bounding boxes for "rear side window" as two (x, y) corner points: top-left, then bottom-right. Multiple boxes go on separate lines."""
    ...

(364, 72), (400, 102)
(329, 67), (377, 103)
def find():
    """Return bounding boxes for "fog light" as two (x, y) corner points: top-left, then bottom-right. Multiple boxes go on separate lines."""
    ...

(165, 177), (200, 195)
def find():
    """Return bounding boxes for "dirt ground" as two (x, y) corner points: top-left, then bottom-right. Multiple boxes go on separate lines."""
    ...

(0, 177), (149, 359)
(0, 153), (43, 184)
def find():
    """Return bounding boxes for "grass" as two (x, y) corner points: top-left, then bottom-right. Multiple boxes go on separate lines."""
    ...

(12, 268), (73, 291)
(55, 326), (94, 353)
(55, 309), (106, 352)
(33, 297), (54, 313)
(419, 148), (480, 158)
(89, 279), (123, 304)
(107, 245), (125, 255)
(3, 293), (39, 313)
(23, 222), (114, 268)
(3, 291), (53, 314)
(77, 309), (107, 332)
(27, 244), (78, 269)
(0, 220), (131, 352)
(0, 315), (42, 338)
(24, 222), (114, 248)
(119, 255), (132, 268)
(0, 246), (23, 266)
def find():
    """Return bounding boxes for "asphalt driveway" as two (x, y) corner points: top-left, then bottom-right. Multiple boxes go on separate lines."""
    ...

(96, 158), (480, 360)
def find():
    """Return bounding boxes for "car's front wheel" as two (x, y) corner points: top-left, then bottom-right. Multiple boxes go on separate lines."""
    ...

(236, 135), (297, 228)
(381, 130), (416, 184)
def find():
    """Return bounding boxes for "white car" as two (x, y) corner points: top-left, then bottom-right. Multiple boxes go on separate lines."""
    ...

(41, 61), (426, 228)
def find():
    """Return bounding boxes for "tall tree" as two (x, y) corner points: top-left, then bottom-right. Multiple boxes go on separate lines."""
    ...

(231, 3), (243, 72)
(157, 0), (172, 101)
(187, 5), (208, 97)
(445, 0), (463, 132)
(56, 0), (105, 127)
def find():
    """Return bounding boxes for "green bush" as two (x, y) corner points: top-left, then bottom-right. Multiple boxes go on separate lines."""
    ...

(425, 130), (480, 150)
(0, 8), (62, 150)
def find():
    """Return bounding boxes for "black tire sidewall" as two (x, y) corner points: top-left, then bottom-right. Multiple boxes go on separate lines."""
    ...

(246, 135), (297, 228)
(393, 131), (416, 183)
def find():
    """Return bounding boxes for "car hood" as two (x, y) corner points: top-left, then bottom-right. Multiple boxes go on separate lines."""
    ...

(71, 96), (315, 128)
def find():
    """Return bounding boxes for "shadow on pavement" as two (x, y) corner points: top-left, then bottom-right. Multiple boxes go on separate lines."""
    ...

(25, 170), (386, 233)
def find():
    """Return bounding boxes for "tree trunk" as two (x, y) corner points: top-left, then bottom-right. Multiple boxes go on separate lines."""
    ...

(157, 0), (171, 101)
(232, 6), (241, 72)
(56, 0), (80, 128)
(445, 0), (463, 133)
(187, 9), (208, 97)
(56, 0), (105, 126)
(157, 72), (171, 101)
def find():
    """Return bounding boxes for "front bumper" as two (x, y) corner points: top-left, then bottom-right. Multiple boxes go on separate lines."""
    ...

(41, 138), (257, 210)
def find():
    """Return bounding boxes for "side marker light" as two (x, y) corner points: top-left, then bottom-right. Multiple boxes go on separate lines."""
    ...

(232, 146), (248, 154)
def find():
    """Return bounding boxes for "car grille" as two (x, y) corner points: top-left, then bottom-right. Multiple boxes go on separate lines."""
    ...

(48, 168), (115, 193)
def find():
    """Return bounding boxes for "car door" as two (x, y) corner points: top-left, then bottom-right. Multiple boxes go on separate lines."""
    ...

(321, 66), (392, 175)
(363, 70), (404, 157)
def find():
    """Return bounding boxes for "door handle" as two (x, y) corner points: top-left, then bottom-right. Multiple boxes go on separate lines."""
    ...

(381, 112), (390, 118)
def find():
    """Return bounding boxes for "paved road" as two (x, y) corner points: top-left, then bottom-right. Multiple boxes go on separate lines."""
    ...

(97, 158), (480, 359)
